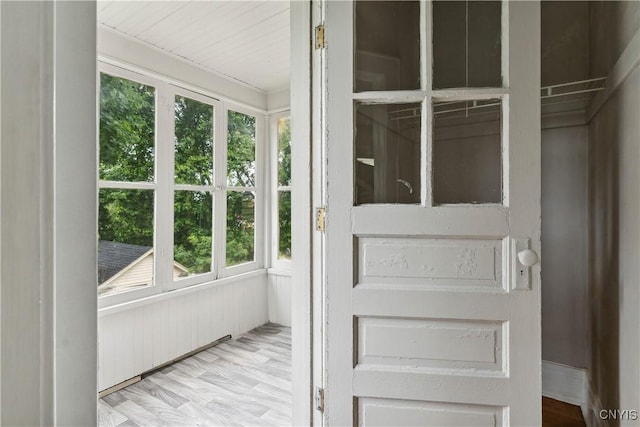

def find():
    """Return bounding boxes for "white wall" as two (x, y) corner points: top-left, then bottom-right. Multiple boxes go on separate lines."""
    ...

(99, 272), (268, 391)
(267, 88), (290, 113)
(541, 124), (589, 369)
(588, 66), (639, 426)
(1, 2), (97, 425)
(268, 272), (292, 327)
(586, 2), (640, 424)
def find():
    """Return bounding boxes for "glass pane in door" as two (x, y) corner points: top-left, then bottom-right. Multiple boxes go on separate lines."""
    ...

(355, 103), (421, 205)
(433, 0), (502, 89)
(432, 99), (502, 204)
(354, 0), (421, 92)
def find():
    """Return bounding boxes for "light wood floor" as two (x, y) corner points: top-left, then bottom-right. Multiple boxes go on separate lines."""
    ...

(100, 325), (584, 427)
(98, 324), (291, 427)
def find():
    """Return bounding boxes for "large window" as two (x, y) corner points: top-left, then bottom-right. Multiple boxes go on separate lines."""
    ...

(173, 95), (215, 279)
(98, 64), (264, 304)
(226, 111), (257, 267)
(98, 72), (156, 297)
(271, 113), (292, 268)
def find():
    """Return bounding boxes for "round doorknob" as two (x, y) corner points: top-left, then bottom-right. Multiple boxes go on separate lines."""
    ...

(517, 249), (539, 267)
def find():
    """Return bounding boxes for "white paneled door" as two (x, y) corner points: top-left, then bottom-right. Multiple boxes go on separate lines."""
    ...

(321, 1), (541, 426)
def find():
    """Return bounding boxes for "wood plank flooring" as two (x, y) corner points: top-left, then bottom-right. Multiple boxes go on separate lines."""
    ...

(542, 397), (586, 427)
(99, 324), (291, 427)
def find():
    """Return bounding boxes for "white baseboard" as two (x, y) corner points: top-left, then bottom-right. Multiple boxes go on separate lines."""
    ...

(542, 360), (587, 407)
(584, 374), (605, 427)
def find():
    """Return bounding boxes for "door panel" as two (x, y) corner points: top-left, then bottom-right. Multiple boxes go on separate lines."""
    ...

(359, 398), (504, 427)
(323, 1), (541, 426)
(357, 317), (505, 371)
(358, 237), (504, 287)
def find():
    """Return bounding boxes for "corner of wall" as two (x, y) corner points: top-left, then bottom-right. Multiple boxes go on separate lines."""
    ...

(267, 271), (292, 327)
(586, 9), (640, 426)
(584, 373), (605, 427)
(266, 87), (290, 113)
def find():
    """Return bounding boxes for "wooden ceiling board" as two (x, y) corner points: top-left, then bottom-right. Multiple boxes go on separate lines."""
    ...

(176, 3), (286, 59)
(119, 3), (191, 37)
(190, 8), (289, 63)
(98, 1), (290, 93)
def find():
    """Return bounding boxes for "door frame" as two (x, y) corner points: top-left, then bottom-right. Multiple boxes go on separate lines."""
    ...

(291, 0), (318, 425)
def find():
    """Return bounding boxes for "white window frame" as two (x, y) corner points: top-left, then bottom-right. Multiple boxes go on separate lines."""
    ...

(221, 103), (265, 278)
(98, 62), (164, 307)
(270, 110), (293, 273)
(167, 86), (222, 291)
(98, 61), (266, 308)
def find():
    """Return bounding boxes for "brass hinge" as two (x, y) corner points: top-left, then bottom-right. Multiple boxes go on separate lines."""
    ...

(315, 24), (326, 50)
(315, 207), (326, 232)
(314, 387), (325, 412)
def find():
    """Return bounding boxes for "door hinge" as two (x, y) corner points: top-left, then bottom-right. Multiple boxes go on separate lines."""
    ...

(315, 207), (326, 232)
(314, 387), (325, 412)
(315, 24), (326, 50)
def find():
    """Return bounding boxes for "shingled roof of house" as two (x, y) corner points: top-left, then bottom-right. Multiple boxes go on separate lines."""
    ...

(98, 240), (152, 285)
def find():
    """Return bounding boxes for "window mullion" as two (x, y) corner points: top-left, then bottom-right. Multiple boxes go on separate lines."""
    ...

(272, 112), (291, 265)
(155, 82), (175, 292)
(423, 0), (433, 207)
(269, 114), (278, 268)
(213, 102), (228, 279)
(98, 181), (156, 190)
(256, 114), (267, 269)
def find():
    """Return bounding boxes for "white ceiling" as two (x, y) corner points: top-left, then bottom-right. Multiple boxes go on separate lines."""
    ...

(98, 1), (290, 93)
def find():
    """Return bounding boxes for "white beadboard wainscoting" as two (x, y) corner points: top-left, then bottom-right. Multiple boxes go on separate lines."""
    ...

(98, 271), (268, 391)
(267, 271), (292, 327)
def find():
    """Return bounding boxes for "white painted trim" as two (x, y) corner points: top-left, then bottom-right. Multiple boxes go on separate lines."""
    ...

(267, 267), (292, 277)
(263, 114), (273, 273)
(0, 1), (3, 418)
(53, 3), (98, 424)
(587, 27), (640, 122)
(541, 360), (587, 407)
(270, 111), (294, 272)
(291, 0), (313, 424)
(0, 2), (99, 423)
(221, 103), (263, 275)
(311, 1), (325, 424)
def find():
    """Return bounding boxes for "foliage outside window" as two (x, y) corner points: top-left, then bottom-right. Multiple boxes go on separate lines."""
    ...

(173, 96), (214, 277)
(98, 68), (263, 302)
(98, 73), (156, 297)
(227, 111), (257, 266)
(277, 117), (292, 260)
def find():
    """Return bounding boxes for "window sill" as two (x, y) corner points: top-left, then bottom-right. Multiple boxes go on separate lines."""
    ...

(267, 267), (292, 277)
(98, 268), (268, 318)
